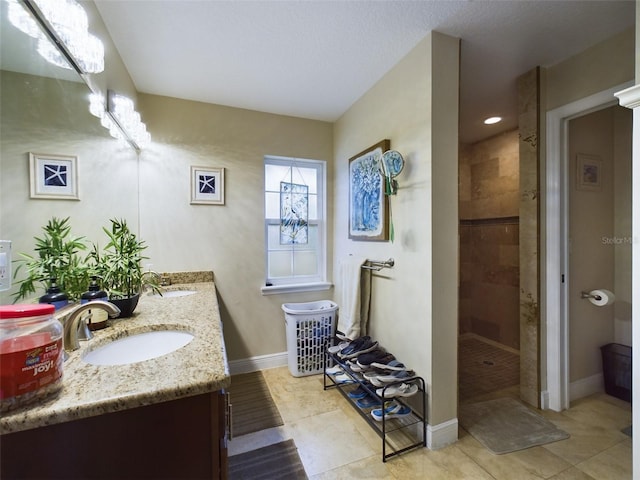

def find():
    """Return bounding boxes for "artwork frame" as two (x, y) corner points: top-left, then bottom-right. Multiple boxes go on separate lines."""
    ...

(29, 152), (79, 200)
(576, 153), (602, 192)
(348, 139), (390, 241)
(191, 166), (225, 205)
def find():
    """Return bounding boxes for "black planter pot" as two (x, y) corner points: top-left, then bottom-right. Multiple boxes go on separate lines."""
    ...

(110, 293), (140, 318)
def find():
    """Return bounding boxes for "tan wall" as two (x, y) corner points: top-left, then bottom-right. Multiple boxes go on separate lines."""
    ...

(333, 31), (459, 429)
(137, 94), (334, 360)
(0, 70), (334, 362)
(546, 28), (635, 111)
(568, 107), (626, 382)
(542, 24), (635, 393)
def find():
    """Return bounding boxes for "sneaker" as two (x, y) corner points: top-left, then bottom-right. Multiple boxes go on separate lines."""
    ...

(356, 395), (380, 409)
(371, 402), (412, 421)
(337, 336), (372, 358)
(356, 349), (391, 368)
(370, 359), (408, 371)
(347, 360), (368, 373)
(339, 338), (379, 359)
(334, 373), (355, 385)
(376, 382), (419, 398)
(325, 365), (343, 375)
(368, 369), (416, 384)
(347, 386), (369, 399)
(328, 341), (350, 354)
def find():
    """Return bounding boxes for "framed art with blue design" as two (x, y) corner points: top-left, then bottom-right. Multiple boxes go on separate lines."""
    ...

(29, 153), (79, 200)
(348, 139), (389, 241)
(191, 166), (225, 205)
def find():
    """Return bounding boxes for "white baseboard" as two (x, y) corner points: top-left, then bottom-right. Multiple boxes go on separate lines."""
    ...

(427, 417), (458, 450)
(570, 373), (604, 401)
(228, 351), (288, 375)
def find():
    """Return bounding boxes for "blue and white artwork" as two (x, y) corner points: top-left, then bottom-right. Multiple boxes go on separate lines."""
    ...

(349, 146), (386, 240)
(191, 166), (225, 205)
(280, 182), (308, 244)
(30, 153), (78, 200)
(198, 174), (216, 194)
(43, 164), (68, 187)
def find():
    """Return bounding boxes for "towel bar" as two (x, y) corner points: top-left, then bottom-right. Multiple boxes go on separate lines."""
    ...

(362, 258), (394, 271)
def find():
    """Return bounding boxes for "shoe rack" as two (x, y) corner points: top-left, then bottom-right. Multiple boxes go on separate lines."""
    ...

(323, 347), (427, 462)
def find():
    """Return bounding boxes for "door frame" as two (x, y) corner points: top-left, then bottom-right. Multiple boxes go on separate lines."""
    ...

(544, 81), (633, 412)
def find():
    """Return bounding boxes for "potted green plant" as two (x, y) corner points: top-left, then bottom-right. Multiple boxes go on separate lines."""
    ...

(89, 218), (159, 317)
(13, 217), (89, 303)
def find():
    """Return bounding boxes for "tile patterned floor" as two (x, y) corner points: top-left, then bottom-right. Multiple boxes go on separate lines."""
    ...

(458, 334), (520, 402)
(229, 365), (632, 479)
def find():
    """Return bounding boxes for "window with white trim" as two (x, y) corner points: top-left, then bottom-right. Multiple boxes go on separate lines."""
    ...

(264, 156), (327, 292)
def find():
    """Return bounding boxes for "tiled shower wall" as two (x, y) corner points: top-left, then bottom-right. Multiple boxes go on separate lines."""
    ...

(459, 130), (520, 350)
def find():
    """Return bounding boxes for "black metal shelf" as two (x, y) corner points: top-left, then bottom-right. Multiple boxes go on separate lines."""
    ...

(323, 348), (427, 462)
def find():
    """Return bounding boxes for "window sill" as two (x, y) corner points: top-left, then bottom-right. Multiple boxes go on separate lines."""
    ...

(261, 282), (333, 296)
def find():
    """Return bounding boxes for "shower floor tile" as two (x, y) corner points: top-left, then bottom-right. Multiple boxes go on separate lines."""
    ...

(458, 334), (519, 403)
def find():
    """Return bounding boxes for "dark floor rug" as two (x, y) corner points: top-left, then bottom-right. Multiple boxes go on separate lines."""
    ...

(229, 439), (307, 480)
(230, 371), (284, 437)
(459, 397), (570, 455)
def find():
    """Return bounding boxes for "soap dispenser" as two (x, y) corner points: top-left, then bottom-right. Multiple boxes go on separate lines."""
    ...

(81, 276), (109, 331)
(39, 278), (68, 310)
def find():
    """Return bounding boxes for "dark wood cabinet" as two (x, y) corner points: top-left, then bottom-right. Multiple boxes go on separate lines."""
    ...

(1, 391), (229, 479)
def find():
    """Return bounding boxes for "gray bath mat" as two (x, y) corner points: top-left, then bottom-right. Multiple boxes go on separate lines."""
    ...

(459, 397), (569, 454)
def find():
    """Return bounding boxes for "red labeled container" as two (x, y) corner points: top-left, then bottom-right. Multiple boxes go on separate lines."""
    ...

(0, 304), (64, 412)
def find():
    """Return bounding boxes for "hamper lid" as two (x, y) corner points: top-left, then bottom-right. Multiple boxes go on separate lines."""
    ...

(0, 304), (56, 319)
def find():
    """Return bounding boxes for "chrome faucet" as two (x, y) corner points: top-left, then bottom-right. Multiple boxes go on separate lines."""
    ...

(61, 301), (121, 352)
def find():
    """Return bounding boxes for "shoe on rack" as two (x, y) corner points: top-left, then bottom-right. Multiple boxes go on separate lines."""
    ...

(376, 382), (419, 398)
(334, 373), (356, 385)
(363, 368), (389, 386)
(370, 358), (408, 371)
(356, 349), (391, 368)
(337, 336), (371, 358)
(339, 338), (379, 360)
(325, 365), (343, 375)
(371, 401), (412, 421)
(356, 395), (380, 409)
(347, 386), (369, 399)
(328, 341), (350, 354)
(368, 369), (416, 384)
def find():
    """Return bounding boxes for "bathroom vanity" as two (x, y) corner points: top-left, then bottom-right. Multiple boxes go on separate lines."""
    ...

(0, 277), (230, 479)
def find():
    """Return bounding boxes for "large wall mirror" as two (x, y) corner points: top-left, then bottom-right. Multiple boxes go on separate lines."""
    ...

(0, 0), (140, 303)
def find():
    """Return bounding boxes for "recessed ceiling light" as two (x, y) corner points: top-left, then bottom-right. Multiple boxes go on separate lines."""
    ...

(484, 116), (502, 125)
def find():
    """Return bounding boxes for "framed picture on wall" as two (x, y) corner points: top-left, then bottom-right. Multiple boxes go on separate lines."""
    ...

(191, 166), (225, 205)
(348, 139), (389, 241)
(29, 153), (79, 200)
(576, 153), (602, 192)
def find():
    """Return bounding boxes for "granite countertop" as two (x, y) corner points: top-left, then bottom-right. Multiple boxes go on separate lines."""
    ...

(1, 277), (230, 435)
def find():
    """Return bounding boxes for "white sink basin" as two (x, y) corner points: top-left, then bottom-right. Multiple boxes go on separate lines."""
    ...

(83, 330), (194, 366)
(154, 290), (197, 298)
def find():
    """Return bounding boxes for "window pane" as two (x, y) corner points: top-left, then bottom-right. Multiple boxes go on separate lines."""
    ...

(308, 194), (317, 219)
(265, 156), (324, 286)
(267, 224), (288, 250)
(293, 251), (317, 276)
(294, 167), (317, 194)
(268, 251), (292, 278)
(265, 164), (291, 191)
(265, 192), (280, 218)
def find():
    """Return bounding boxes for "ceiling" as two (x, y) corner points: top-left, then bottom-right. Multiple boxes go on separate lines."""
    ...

(90, 1), (633, 144)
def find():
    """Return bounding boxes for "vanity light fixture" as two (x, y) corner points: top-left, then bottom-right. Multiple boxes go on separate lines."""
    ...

(88, 91), (151, 151)
(7, 0), (104, 74)
(483, 116), (502, 125)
